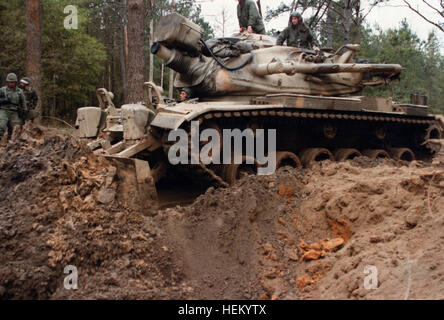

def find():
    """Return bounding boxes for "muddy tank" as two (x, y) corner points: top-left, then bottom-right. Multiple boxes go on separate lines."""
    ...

(77, 13), (443, 200)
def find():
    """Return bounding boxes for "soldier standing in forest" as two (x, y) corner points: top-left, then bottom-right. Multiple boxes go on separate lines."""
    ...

(237, 0), (266, 35)
(18, 77), (38, 121)
(0, 73), (27, 139)
(276, 12), (320, 50)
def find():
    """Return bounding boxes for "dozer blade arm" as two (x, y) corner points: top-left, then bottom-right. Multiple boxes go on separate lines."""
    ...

(105, 157), (158, 211)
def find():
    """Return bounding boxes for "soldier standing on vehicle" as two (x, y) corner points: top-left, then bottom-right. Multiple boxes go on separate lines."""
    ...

(237, 0), (266, 35)
(18, 77), (38, 119)
(0, 73), (27, 139)
(276, 12), (320, 50)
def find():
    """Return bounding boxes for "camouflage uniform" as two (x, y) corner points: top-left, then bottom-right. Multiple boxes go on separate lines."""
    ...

(276, 21), (318, 49)
(22, 87), (38, 117)
(19, 84), (38, 111)
(0, 85), (27, 138)
(19, 78), (39, 121)
(237, 0), (266, 35)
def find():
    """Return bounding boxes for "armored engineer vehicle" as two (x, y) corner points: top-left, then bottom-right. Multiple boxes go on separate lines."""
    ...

(76, 13), (443, 202)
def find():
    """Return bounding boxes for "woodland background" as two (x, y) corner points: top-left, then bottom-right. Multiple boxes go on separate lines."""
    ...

(0, 0), (443, 122)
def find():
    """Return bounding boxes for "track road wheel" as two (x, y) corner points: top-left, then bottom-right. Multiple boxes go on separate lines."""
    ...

(362, 149), (390, 159)
(334, 148), (362, 161)
(275, 151), (302, 169)
(422, 124), (442, 154)
(389, 148), (415, 161)
(299, 148), (334, 168)
(223, 156), (259, 185)
(425, 125), (442, 140)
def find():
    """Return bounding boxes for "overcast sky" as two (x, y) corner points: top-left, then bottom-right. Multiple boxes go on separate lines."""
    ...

(198, 0), (443, 47)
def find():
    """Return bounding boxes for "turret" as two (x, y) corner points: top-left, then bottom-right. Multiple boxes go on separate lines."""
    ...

(152, 13), (402, 98)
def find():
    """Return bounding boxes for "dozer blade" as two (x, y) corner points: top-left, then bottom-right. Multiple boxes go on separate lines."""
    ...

(104, 156), (158, 214)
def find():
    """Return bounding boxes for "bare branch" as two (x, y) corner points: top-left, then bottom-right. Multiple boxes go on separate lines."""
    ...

(313, 0), (332, 28)
(290, 0), (295, 12)
(328, 2), (346, 20)
(310, 0), (332, 29)
(309, 0), (328, 28)
(421, 0), (444, 17)
(361, 2), (380, 21)
(291, 0), (299, 12)
(214, 7), (231, 37)
(403, 0), (444, 32)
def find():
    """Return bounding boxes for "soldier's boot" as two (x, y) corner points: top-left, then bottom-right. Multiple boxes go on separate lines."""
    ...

(11, 125), (22, 141)
(0, 109), (8, 144)
(9, 111), (23, 141)
(0, 131), (7, 147)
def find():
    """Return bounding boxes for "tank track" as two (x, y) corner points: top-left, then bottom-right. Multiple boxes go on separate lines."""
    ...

(160, 107), (441, 188)
(161, 130), (229, 188)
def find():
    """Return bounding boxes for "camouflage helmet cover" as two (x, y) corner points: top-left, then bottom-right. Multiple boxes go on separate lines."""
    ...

(6, 73), (18, 82)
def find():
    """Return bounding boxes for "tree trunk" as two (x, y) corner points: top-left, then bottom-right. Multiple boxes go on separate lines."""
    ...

(126, 0), (146, 103)
(26, 0), (42, 119)
(343, 0), (352, 44)
(119, 26), (127, 102)
(169, 69), (174, 99)
(343, 0), (361, 44)
(120, 0), (128, 102)
(325, 4), (334, 48)
(105, 5), (112, 92)
(169, 0), (175, 99)
(351, 0), (361, 44)
(149, 0), (154, 83)
(160, 63), (164, 88)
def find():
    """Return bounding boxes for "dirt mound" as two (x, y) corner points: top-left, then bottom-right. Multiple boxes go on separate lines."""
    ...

(0, 125), (186, 299)
(297, 161), (444, 299)
(162, 158), (444, 299)
(1, 126), (443, 299)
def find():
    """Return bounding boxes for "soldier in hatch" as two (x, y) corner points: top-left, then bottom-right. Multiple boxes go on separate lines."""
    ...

(276, 12), (320, 50)
(179, 87), (192, 102)
(237, 0), (266, 35)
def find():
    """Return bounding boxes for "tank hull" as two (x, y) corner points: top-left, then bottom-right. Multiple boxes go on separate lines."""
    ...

(78, 12), (444, 192)
(148, 94), (441, 186)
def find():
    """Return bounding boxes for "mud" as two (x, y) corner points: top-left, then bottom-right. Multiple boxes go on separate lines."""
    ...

(0, 125), (443, 299)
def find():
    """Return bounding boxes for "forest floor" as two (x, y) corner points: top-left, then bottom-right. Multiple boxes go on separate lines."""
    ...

(0, 123), (443, 300)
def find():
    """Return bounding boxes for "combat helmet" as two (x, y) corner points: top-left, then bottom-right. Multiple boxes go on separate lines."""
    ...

(290, 11), (303, 23)
(6, 73), (18, 82)
(180, 87), (192, 96)
(20, 77), (31, 85)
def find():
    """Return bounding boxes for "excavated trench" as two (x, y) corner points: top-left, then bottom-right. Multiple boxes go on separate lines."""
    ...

(1, 124), (444, 299)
